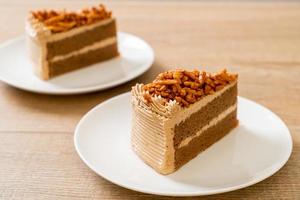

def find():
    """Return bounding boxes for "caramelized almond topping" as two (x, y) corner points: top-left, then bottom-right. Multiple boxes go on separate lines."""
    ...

(143, 69), (238, 107)
(31, 4), (112, 33)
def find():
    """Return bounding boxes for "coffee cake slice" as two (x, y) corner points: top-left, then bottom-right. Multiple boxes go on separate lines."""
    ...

(26, 4), (118, 80)
(131, 69), (238, 174)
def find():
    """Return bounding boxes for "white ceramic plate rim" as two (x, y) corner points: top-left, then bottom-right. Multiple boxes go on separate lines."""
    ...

(0, 32), (154, 95)
(74, 92), (293, 196)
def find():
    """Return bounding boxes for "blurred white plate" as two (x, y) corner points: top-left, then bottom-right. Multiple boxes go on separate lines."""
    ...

(74, 93), (292, 196)
(0, 32), (154, 94)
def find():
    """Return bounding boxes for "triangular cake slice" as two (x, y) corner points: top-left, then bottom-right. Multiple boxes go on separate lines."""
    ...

(26, 4), (118, 80)
(131, 69), (238, 174)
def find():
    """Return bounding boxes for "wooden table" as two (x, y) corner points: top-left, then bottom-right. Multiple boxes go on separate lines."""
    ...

(0, 1), (299, 199)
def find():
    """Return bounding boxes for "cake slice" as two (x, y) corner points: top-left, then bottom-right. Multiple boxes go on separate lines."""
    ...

(26, 4), (118, 80)
(131, 69), (238, 174)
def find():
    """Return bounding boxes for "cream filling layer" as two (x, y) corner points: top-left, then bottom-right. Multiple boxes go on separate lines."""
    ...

(50, 37), (117, 62)
(178, 103), (237, 148)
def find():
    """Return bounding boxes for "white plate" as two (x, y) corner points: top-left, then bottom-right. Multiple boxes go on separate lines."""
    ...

(74, 92), (292, 196)
(0, 32), (154, 94)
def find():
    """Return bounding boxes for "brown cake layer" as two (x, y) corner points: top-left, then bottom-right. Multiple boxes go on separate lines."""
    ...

(173, 83), (237, 148)
(46, 19), (116, 59)
(174, 109), (238, 170)
(48, 42), (118, 78)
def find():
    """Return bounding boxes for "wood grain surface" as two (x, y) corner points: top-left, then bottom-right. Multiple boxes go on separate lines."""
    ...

(0, 1), (299, 199)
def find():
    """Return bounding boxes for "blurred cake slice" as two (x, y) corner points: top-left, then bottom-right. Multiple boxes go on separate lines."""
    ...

(131, 69), (238, 174)
(26, 4), (118, 80)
